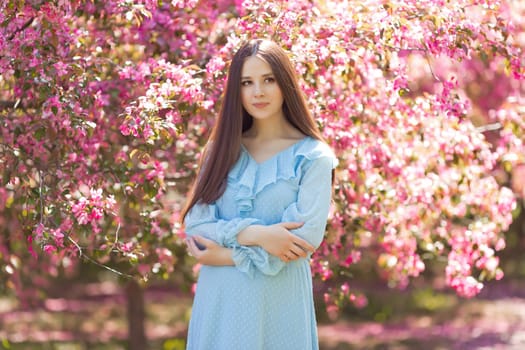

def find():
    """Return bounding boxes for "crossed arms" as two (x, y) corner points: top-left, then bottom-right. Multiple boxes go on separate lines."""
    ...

(183, 155), (334, 277)
(186, 221), (314, 266)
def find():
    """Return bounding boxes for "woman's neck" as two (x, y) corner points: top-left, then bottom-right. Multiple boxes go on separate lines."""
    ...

(245, 116), (301, 141)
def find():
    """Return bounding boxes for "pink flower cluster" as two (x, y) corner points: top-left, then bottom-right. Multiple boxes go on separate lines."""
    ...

(71, 188), (116, 234)
(34, 223), (65, 254)
(446, 225), (505, 298)
(120, 61), (206, 143)
(323, 282), (368, 320)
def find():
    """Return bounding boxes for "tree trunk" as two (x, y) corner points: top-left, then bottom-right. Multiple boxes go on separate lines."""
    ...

(126, 279), (147, 350)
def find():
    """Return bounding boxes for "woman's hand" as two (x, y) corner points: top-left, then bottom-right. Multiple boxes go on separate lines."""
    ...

(185, 236), (234, 266)
(257, 222), (315, 262)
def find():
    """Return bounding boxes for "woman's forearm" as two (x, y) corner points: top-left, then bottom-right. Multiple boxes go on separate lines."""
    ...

(236, 224), (267, 246)
(187, 236), (235, 266)
(204, 247), (235, 266)
(237, 222), (312, 261)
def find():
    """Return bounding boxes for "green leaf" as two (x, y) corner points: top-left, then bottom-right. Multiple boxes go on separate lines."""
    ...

(503, 160), (512, 172)
(2, 168), (10, 186)
(163, 338), (185, 350)
(34, 127), (46, 141)
(398, 88), (410, 97)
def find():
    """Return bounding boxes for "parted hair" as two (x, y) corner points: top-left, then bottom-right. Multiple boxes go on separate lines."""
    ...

(180, 39), (325, 222)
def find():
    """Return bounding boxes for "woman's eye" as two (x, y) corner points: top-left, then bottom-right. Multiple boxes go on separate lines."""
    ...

(265, 77), (275, 83)
(241, 81), (251, 86)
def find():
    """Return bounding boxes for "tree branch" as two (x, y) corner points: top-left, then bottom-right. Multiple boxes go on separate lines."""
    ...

(0, 99), (36, 113)
(476, 122), (502, 133)
(0, 100), (20, 110)
(67, 236), (134, 279)
(7, 17), (35, 41)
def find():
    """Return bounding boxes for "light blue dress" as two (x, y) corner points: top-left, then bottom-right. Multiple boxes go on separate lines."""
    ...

(184, 136), (337, 350)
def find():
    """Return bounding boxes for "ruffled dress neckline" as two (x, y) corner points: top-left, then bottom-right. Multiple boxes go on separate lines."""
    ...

(240, 136), (310, 166)
(228, 136), (317, 215)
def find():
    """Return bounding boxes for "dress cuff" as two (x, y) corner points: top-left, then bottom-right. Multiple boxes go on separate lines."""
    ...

(231, 245), (285, 277)
(231, 246), (256, 278)
(219, 218), (261, 247)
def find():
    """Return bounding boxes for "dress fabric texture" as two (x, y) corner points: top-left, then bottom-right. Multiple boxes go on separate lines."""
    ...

(184, 136), (337, 350)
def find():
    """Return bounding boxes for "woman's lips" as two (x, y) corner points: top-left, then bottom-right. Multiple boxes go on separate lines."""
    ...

(252, 103), (269, 108)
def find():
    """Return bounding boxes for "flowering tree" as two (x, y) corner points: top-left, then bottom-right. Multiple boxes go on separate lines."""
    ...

(1, 0), (524, 321)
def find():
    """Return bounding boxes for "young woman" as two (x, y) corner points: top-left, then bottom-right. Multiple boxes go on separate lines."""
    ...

(180, 39), (337, 350)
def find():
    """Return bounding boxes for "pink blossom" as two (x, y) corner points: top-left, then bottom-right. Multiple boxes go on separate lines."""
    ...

(34, 223), (45, 239)
(53, 61), (68, 76)
(50, 229), (65, 248)
(120, 242), (134, 253)
(43, 245), (57, 254)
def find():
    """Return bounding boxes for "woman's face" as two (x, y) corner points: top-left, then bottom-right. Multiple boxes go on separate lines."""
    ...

(240, 56), (284, 122)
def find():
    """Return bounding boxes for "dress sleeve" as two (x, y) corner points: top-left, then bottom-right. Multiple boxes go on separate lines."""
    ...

(280, 154), (335, 248)
(184, 202), (262, 247)
(185, 202), (284, 277)
(231, 152), (336, 278)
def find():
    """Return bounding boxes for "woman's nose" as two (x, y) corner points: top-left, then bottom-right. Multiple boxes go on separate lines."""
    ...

(254, 84), (264, 96)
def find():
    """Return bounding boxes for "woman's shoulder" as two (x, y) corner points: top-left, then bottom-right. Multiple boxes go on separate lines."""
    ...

(295, 137), (338, 168)
(297, 137), (336, 159)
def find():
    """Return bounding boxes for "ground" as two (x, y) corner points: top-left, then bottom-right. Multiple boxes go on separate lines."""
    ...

(1, 280), (525, 349)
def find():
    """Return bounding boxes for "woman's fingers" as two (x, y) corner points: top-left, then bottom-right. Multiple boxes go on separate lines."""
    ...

(292, 236), (315, 253)
(281, 253), (292, 262)
(280, 221), (304, 230)
(186, 236), (212, 259)
(289, 244), (308, 258)
(192, 235), (214, 250)
(282, 242), (312, 262)
(186, 238), (201, 257)
(279, 222), (315, 252)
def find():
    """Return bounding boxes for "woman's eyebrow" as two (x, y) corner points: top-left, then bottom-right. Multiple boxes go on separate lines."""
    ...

(241, 72), (274, 79)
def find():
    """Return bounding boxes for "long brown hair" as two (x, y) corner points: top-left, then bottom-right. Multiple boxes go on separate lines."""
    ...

(180, 39), (325, 222)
